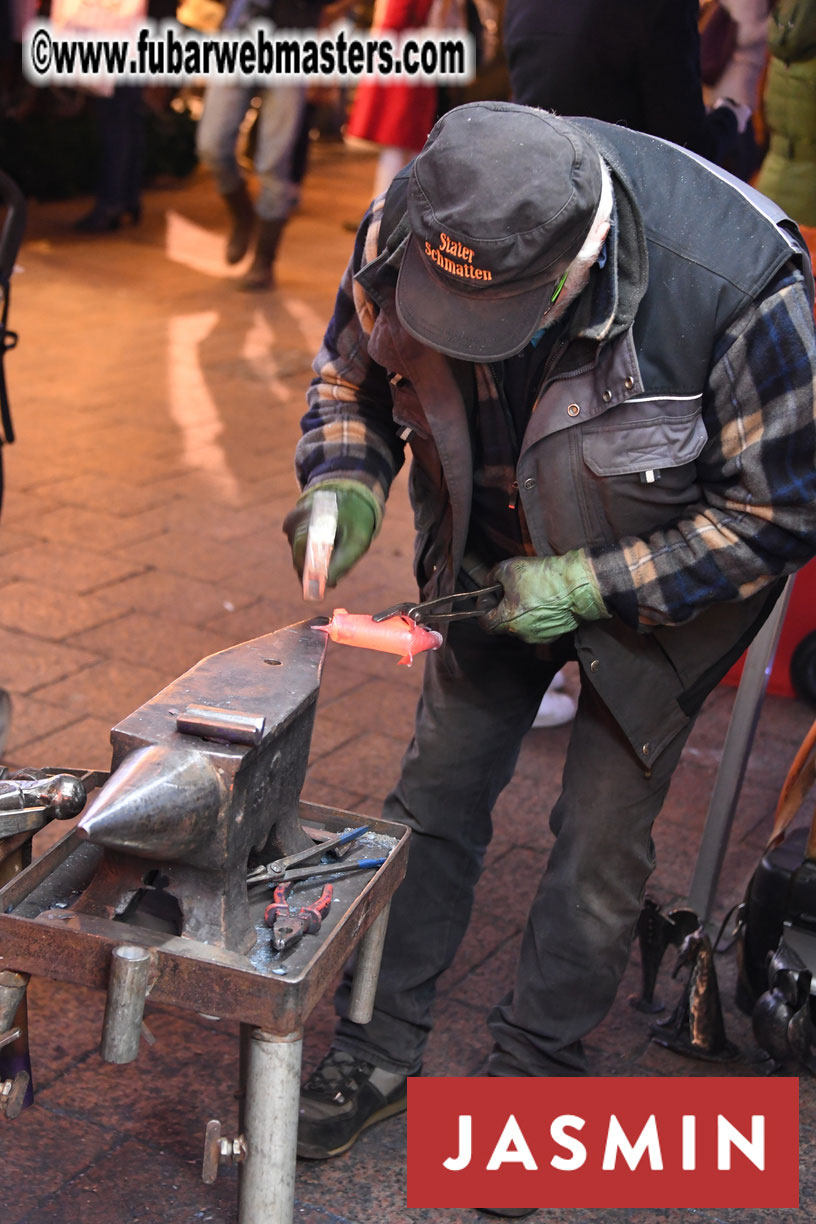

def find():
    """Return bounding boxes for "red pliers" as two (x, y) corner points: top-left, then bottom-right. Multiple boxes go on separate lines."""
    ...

(264, 881), (334, 952)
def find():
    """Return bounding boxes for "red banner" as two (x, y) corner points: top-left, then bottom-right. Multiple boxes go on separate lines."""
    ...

(407, 1077), (799, 1209)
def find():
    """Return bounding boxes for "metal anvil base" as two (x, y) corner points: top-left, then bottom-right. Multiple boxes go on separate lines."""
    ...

(73, 621), (329, 953)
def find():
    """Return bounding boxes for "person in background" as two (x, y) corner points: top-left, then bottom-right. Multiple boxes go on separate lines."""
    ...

(196, 0), (329, 289)
(345, 0), (439, 200)
(755, 0), (816, 228)
(72, 0), (179, 233)
(699, 0), (771, 180)
(503, 0), (752, 170)
(701, 0), (770, 113)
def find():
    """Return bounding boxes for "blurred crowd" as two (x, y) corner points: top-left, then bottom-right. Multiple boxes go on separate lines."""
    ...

(0, 1), (814, 272)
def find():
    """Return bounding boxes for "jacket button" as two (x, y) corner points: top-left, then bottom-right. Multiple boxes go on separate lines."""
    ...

(624, 376), (635, 390)
(567, 403), (580, 417)
(590, 659), (599, 672)
(602, 390), (612, 403)
(642, 743), (651, 756)
(522, 477), (536, 490)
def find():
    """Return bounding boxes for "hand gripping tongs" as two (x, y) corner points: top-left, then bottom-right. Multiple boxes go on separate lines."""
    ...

(372, 584), (503, 626)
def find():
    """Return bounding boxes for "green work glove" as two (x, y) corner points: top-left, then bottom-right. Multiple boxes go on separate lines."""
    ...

(283, 479), (381, 587)
(480, 550), (610, 644)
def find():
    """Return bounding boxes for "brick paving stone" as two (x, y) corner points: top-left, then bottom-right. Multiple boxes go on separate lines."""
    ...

(305, 730), (409, 802)
(0, 524), (44, 555)
(25, 979), (105, 1089)
(308, 711), (360, 762)
(67, 611), (232, 678)
(2, 1107), (115, 1224)
(25, 471), (182, 517)
(6, 1138), (238, 1224)
(0, 486), (68, 525)
(317, 676), (421, 735)
(29, 656), (172, 724)
(0, 580), (126, 641)
(2, 542), (147, 596)
(0, 626), (100, 694)
(300, 777), (373, 816)
(31, 503), (170, 549)
(93, 567), (258, 626)
(114, 526), (275, 582)
(14, 714), (114, 772)
(203, 593), (311, 641)
(3, 695), (84, 759)
(36, 1011), (239, 1160)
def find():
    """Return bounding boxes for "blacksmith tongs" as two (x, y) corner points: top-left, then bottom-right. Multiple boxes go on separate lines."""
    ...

(246, 825), (368, 885)
(372, 584), (503, 625)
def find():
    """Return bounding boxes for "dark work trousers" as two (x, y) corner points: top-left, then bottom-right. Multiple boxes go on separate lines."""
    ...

(333, 618), (696, 1077)
(94, 86), (144, 210)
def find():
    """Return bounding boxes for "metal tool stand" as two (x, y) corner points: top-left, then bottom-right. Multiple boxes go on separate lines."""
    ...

(0, 830), (34, 1116)
(687, 577), (793, 924)
(0, 801), (408, 1224)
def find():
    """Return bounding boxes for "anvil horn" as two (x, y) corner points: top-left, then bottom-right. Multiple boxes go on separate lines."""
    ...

(77, 745), (225, 862)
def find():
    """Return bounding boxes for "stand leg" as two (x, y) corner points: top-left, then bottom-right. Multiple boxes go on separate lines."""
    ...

(347, 901), (391, 1025)
(238, 1028), (302, 1224)
(687, 579), (792, 924)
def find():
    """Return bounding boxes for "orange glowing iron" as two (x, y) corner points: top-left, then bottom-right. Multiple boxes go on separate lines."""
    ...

(313, 585), (503, 666)
(314, 610), (443, 666)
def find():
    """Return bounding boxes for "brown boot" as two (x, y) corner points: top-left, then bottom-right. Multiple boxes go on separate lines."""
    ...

(238, 219), (285, 291)
(223, 183), (255, 265)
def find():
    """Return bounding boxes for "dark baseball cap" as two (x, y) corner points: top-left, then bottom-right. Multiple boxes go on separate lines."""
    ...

(395, 101), (604, 362)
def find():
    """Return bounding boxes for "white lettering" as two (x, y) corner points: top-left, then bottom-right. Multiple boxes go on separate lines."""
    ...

(486, 1114), (539, 1171)
(602, 1115), (663, 1171)
(550, 1114), (587, 1171)
(718, 1115), (765, 1171)
(444, 1115), (472, 1170)
(682, 1115), (696, 1170)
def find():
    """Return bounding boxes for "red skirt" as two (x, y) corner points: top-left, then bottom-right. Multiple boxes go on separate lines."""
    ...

(346, 0), (438, 152)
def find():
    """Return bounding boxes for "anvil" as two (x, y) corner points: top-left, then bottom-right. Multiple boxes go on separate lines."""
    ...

(73, 620), (328, 953)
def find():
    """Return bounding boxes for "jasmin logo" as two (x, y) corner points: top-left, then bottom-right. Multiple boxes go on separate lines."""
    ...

(424, 232), (493, 281)
(444, 1110), (765, 1172)
(407, 1077), (799, 1210)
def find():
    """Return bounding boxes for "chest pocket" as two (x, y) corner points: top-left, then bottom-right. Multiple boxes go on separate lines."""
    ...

(389, 374), (430, 441)
(582, 395), (707, 477)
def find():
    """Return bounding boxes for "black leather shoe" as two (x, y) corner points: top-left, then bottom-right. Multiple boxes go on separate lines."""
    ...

(297, 1048), (410, 1159)
(73, 202), (141, 232)
(478, 1209), (536, 1218)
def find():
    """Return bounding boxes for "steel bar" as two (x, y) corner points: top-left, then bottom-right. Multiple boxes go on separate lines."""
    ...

(347, 901), (392, 1024)
(100, 945), (153, 1064)
(238, 1028), (302, 1224)
(0, 1026), (20, 1051)
(176, 706), (266, 747)
(0, 808), (49, 838)
(687, 578), (793, 924)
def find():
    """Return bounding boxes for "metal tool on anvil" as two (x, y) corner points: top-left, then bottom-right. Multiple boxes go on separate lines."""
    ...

(0, 771), (89, 839)
(254, 856), (388, 885)
(246, 825), (367, 885)
(264, 881), (333, 952)
(302, 488), (338, 602)
(372, 583), (503, 625)
(0, 1021), (28, 1119)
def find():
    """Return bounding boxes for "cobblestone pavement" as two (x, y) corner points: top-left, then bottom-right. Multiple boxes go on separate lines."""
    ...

(1, 144), (814, 1224)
